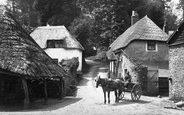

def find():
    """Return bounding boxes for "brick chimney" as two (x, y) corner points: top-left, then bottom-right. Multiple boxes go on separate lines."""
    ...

(131, 11), (139, 25)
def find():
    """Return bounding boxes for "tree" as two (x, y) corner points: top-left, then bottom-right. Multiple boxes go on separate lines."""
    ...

(179, 0), (184, 18)
(75, 0), (165, 49)
(6, 0), (38, 33)
(77, 0), (131, 47)
(34, 0), (80, 27)
(69, 14), (95, 56)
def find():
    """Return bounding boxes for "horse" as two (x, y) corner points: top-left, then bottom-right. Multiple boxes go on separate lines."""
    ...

(95, 76), (124, 104)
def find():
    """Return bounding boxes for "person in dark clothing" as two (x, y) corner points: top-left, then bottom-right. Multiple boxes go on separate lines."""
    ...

(124, 71), (131, 88)
(125, 71), (131, 82)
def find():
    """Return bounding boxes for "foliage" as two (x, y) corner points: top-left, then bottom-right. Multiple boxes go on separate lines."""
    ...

(7, 0), (38, 27)
(34, 0), (80, 27)
(4, 0), (178, 54)
(68, 14), (96, 56)
(74, 0), (166, 50)
(6, 0), (38, 34)
(179, 0), (184, 18)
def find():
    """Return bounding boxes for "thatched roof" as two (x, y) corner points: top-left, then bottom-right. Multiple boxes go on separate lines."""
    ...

(110, 16), (169, 51)
(30, 26), (84, 50)
(0, 11), (68, 79)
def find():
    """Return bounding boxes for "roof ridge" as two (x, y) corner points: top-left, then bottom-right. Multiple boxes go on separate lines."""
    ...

(109, 15), (168, 51)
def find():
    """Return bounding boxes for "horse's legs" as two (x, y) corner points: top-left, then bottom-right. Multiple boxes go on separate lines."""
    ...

(114, 90), (118, 102)
(118, 89), (122, 102)
(103, 91), (106, 104)
(108, 91), (110, 104)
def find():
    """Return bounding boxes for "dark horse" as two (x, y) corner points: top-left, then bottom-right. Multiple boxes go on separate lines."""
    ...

(95, 76), (124, 104)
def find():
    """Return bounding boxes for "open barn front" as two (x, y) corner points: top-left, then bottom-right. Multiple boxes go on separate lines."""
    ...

(0, 73), (24, 104)
(0, 70), (65, 109)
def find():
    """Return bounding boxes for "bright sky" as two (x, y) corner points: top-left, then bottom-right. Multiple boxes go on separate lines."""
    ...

(0, 0), (6, 5)
(173, 0), (179, 3)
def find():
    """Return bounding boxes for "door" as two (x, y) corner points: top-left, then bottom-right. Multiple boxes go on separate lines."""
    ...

(147, 69), (158, 95)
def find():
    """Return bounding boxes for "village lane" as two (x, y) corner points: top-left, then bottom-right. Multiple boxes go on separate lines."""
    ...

(0, 59), (184, 115)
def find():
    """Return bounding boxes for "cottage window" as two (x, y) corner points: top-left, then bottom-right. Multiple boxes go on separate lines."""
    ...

(55, 40), (64, 48)
(147, 41), (157, 51)
(47, 40), (65, 48)
(53, 58), (59, 64)
(47, 40), (55, 48)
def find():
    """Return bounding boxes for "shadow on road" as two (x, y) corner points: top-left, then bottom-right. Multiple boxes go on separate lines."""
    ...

(30, 97), (82, 111)
(112, 99), (151, 106)
(0, 97), (82, 112)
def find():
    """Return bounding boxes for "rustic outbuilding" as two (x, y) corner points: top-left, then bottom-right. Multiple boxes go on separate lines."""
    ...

(107, 11), (169, 95)
(30, 25), (84, 72)
(0, 11), (68, 109)
(167, 20), (184, 101)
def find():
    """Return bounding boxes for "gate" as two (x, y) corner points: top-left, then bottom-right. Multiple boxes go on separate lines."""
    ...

(147, 69), (158, 96)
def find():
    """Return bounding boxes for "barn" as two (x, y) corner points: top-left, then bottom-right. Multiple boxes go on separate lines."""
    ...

(0, 11), (68, 109)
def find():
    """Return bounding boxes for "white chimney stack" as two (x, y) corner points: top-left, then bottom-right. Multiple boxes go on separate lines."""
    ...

(131, 10), (139, 25)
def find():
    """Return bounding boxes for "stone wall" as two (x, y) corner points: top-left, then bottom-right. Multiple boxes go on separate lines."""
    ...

(169, 45), (184, 101)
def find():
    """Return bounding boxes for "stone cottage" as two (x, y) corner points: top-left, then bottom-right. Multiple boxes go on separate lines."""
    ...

(167, 20), (184, 101)
(107, 11), (169, 95)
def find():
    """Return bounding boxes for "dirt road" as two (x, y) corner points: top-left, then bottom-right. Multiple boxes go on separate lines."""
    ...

(0, 60), (184, 115)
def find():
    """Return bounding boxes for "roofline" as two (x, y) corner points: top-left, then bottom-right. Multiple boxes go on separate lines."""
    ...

(44, 47), (84, 51)
(113, 39), (167, 52)
(2, 12), (68, 78)
(31, 26), (85, 51)
(168, 42), (184, 47)
(167, 19), (184, 44)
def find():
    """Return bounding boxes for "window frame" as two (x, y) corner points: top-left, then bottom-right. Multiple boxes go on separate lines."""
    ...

(46, 39), (65, 48)
(146, 41), (157, 52)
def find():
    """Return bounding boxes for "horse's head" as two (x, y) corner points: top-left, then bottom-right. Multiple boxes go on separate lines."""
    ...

(95, 76), (101, 88)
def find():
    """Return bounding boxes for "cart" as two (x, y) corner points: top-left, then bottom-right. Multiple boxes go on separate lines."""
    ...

(119, 82), (142, 101)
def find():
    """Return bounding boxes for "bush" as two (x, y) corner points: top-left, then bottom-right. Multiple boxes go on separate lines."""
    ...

(86, 51), (107, 62)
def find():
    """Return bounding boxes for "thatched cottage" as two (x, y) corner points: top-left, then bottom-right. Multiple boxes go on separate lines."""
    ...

(30, 26), (84, 72)
(0, 11), (68, 109)
(107, 11), (169, 95)
(167, 20), (184, 101)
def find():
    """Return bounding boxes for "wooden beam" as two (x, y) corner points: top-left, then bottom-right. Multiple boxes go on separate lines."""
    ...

(22, 78), (29, 109)
(59, 77), (64, 100)
(43, 78), (48, 105)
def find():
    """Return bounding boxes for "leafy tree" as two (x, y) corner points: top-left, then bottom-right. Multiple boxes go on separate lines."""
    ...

(77, 0), (131, 47)
(34, 0), (80, 27)
(75, 0), (165, 49)
(6, 0), (38, 33)
(179, 0), (184, 18)
(69, 14), (95, 56)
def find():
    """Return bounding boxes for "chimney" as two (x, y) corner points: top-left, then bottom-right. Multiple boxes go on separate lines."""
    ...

(163, 22), (168, 34)
(131, 11), (139, 25)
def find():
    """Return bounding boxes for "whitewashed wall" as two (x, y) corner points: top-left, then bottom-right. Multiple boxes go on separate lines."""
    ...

(45, 48), (82, 71)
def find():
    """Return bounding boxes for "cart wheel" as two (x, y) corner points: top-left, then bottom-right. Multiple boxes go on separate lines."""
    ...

(131, 84), (142, 101)
(119, 90), (125, 100)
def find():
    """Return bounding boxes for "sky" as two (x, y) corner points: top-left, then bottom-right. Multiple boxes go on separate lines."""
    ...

(170, 0), (183, 21)
(0, 0), (6, 5)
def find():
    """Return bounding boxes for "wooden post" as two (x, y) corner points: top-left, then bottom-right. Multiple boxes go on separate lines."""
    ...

(59, 77), (64, 100)
(43, 78), (48, 105)
(22, 78), (29, 109)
